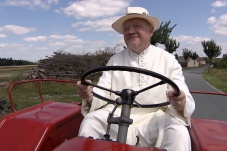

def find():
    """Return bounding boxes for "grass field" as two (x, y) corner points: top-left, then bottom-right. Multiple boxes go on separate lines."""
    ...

(0, 80), (80, 118)
(0, 65), (37, 71)
(0, 65), (37, 97)
(0, 65), (80, 118)
(8, 81), (80, 110)
(0, 65), (37, 79)
(202, 68), (227, 93)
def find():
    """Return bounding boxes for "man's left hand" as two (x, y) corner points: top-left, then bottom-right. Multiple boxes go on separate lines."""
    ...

(167, 90), (186, 117)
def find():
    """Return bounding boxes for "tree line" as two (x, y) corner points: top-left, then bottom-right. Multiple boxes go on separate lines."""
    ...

(0, 57), (35, 66)
(150, 20), (223, 72)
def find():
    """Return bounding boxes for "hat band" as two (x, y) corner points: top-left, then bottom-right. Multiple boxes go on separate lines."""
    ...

(127, 11), (149, 15)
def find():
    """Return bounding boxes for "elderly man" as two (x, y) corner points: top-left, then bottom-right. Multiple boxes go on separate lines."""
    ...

(76, 7), (195, 151)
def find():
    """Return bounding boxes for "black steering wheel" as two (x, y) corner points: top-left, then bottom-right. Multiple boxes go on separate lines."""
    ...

(81, 66), (180, 108)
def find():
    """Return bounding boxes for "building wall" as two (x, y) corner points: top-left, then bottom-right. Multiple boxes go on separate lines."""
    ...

(187, 58), (199, 67)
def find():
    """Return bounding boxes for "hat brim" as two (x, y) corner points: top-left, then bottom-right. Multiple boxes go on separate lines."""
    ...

(112, 14), (160, 34)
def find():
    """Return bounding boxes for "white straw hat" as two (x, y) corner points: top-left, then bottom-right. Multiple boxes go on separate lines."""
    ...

(112, 7), (160, 34)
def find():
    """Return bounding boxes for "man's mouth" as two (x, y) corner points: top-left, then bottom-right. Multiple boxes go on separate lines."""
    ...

(128, 36), (137, 40)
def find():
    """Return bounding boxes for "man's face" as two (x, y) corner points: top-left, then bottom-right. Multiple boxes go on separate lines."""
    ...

(123, 18), (154, 54)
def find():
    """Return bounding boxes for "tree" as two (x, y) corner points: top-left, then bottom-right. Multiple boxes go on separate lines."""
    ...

(182, 48), (192, 61)
(0, 57), (35, 66)
(150, 21), (178, 50)
(201, 39), (222, 72)
(164, 38), (180, 54)
(190, 51), (199, 67)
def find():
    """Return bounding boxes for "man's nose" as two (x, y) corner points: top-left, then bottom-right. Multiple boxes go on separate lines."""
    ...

(128, 26), (135, 34)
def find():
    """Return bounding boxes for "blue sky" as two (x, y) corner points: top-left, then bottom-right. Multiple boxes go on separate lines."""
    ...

(0, 0), (227, 62)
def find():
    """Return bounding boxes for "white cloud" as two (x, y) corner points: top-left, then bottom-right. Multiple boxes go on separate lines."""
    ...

(1, 0), (30, 7)
(48, 41), (67, 47)
(0, 42), (50, 61)
(0, 43), (8, 47)
(48, 34), (85, 45)
(22, 34), (86, 49)
(1, 0), (58, 9)
(49, 34), (77, 40)
(211, 0), (227, 7)
(2, 25), (35, 35)
(24, 36), (47, 42)
(0, 34), (7, 38)
(85, 40), (106, 47)
(62, 0), (130, 19)
(0, 43), (26, 55)
(64, 38), (84, 44)
(207, 16), (216, 24)
(174, 35), (210, 43)
(208, 14), (227, 35)
(72, 16), (120, 31)
(172, 35), (211, 57)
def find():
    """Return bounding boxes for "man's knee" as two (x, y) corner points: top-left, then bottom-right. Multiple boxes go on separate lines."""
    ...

(167, 123), (189, 139)
(162, 124), (191, 151)
(78, 110), (109, 138)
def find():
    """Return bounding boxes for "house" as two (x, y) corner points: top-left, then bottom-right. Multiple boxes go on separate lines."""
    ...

(220, 54), (227, 62)
(187, 58), (199, 67)
(196, 57), (206, 66)
(178, 56), (187, 67)
(177, 56), (205, 67)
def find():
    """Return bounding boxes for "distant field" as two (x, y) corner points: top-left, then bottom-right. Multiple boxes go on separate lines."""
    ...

(0, 65), (37, 70)
(0, 65), (37, 78)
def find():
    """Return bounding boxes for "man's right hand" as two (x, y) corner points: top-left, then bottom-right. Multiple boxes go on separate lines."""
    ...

(76, 80), (93, 105)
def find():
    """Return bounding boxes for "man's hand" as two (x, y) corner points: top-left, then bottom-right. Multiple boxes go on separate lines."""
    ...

(76, 80), (93, 105)
(167, 90), (186, 117)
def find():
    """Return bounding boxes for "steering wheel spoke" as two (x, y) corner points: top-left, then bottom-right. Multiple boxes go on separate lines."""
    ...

(83, 80), (121, 96)
(136, 80), (166, 94)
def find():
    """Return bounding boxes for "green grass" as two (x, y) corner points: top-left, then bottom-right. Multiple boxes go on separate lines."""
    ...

(0, 80), (81, 118)
(9, 81), (80, 110)
(202, 68), (227, 93)
(0, 66), (81, 118)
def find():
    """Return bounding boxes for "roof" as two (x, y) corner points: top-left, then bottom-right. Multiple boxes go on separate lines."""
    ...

(196, 57), (205, 62)
(178, 56), (186, 63)
(221, 54), (227, 61)
(178, 56), (205, 62)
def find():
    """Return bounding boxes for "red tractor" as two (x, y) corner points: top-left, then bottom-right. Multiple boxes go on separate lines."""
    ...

(0, 66), (227, 151)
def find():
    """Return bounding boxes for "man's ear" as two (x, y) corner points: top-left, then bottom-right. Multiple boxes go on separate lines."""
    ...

(149, 26), (154, 36)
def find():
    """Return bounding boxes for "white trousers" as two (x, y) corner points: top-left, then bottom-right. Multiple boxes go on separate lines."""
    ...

(79, 108), (191, 151)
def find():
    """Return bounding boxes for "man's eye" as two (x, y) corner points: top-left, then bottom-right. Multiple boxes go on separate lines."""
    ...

(124, 28), (129, 31)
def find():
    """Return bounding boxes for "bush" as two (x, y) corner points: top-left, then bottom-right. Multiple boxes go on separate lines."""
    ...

(216, 59), (227, 69)
(37, 48), (115, 80)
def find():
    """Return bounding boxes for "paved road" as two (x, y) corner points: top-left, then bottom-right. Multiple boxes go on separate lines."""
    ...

(183, 67), (227, 121)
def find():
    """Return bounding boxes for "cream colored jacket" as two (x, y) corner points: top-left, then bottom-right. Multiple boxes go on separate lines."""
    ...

(81, 45), (195, 126)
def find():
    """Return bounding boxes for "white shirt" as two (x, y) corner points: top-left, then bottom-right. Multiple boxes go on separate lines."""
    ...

(82, 45), (195, 125)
